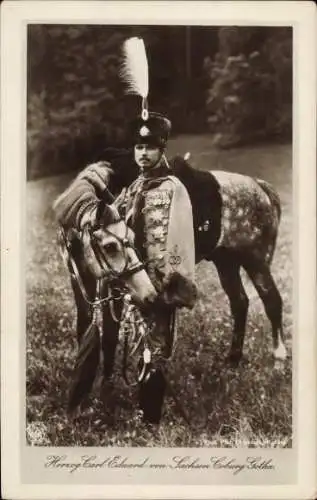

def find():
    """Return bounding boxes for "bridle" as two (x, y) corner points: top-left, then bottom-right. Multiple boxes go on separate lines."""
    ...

(88, 221), (145, 283)
(58, 220), (144, 317)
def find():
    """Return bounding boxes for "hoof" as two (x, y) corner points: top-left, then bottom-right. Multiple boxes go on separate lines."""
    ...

(100, 378), (116, 408)
(227, 351), (243, 367)
(142, 414), (161, 425)
(273, 343), (287, 362)
(67, 406), (81, 421)
(273, 359), (286, 372)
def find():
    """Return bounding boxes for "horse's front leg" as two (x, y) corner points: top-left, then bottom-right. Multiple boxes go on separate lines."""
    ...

(69, 238), (96, 342)
(102, 299), (123, 379)
(100, 298), (123, 413)
(68, 275), (97, 414)
(213, 252), (249, 365)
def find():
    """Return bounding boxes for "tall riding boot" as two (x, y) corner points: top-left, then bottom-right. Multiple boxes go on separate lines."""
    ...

(139, 367), (166, 424)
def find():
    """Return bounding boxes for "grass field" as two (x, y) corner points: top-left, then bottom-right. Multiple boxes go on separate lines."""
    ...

(26, 136), (292, 447)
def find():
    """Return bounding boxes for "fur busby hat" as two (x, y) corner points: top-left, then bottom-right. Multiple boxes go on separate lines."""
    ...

(129, 112), (171, 148)
(120, 37), (171, 148)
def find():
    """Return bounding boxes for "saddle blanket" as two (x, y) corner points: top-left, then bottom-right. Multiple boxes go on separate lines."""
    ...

(212, 170), (279, 252)
(169, 156), (279, 263)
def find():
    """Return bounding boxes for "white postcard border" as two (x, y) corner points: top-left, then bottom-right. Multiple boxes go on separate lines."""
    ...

(1, 1), (316, 499)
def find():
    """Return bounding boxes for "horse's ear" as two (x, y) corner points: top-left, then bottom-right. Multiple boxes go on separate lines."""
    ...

(109, 203), (120, 221)
(95, 202), (120, 229)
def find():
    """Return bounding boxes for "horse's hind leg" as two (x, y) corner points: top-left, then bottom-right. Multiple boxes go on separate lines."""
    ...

(213, 252), (249, 365)
(243, 258), (287, 365)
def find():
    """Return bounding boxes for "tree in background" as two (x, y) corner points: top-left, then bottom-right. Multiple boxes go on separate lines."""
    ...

(205, 27), (292, 148)
(27, 25), (292, 179)
(27, 25), (132, 178)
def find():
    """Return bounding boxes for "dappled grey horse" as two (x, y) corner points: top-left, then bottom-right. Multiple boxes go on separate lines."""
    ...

(171, 155), (287, 366)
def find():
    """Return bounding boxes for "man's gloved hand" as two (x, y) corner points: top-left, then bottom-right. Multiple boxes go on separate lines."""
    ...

(76, 161), (113, 194)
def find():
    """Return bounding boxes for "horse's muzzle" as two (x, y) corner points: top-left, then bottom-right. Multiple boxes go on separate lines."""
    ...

(126, 267), (158, 311)
(133, 288), (158, 312)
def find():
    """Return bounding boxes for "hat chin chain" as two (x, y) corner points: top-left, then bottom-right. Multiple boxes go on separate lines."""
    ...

(162, 153), (170, 169)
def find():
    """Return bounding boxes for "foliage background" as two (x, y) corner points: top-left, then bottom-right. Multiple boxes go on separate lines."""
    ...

(27, 25), (292, 179)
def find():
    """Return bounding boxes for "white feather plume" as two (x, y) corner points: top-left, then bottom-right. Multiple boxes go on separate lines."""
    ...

(120, 37), (149, 119)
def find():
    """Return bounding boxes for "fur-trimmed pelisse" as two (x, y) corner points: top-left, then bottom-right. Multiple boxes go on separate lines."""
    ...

(121, 169), (196, 309)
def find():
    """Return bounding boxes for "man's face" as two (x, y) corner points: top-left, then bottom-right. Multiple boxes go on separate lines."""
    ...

(134, 144), (162, 170)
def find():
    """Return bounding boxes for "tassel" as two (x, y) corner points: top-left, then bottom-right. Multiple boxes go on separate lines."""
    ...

(120, 37), (149, 120)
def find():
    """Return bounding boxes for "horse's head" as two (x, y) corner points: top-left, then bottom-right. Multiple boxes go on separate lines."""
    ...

(83, 202), (157, 308)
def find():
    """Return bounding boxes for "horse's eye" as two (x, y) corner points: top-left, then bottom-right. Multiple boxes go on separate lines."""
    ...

(104, 241), (118, 255)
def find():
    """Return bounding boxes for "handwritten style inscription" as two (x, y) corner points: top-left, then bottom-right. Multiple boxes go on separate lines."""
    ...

(44, 454), (275, 475)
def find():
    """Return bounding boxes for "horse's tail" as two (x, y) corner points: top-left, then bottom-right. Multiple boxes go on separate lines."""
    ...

(256, 178), (282, 266)
(256, 178), (282, 223)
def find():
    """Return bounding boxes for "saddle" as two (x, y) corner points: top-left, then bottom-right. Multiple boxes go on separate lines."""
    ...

(169, 156), (222, 261)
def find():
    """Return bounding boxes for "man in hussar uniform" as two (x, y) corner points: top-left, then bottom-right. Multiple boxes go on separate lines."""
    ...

(53, 111), (197, 423)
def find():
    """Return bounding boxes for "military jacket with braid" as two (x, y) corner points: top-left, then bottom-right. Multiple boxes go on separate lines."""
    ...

(114, 162), (196, 292)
